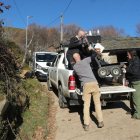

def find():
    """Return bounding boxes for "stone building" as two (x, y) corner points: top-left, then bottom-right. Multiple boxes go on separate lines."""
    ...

(101, 37), (140, 64)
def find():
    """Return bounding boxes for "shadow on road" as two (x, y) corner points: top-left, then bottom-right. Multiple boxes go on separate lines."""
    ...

(52, 86), (58, 97)
(68, 101), (130, 126)
(68, 105), (98, 126)
(49, 85), (130, 127)
(102, 101), (130, 111)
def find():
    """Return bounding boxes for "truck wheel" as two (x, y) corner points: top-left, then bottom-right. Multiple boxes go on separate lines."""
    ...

(98, 67), (108, 78)
(58, 85), (68, 108)
(47, 75), (52, 91)
(111, 67), (121, 77)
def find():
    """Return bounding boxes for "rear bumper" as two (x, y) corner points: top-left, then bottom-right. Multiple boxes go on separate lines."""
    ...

(69, 92), (128, 106)
(101, 93), (128, 102)
(69, 92), (83, 106)
(70, 92), (128, 100)
(70, 92), (82, 100)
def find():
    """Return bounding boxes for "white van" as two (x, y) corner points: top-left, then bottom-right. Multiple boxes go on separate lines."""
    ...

(32, 52), (58, 81)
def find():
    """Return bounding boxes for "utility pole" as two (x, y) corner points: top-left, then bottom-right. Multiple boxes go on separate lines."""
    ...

(61, 13), (63, 41)
(26, 16), (33, 49)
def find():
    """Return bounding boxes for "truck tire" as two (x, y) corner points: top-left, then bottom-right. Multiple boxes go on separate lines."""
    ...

(47, 75), (52, 91)
(58, 85), (68, 108)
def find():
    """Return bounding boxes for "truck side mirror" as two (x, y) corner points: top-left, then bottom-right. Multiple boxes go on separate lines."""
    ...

(46, 62), (51, 66)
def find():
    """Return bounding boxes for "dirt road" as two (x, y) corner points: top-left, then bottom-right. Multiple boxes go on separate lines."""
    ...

(41, 82), (140, 140)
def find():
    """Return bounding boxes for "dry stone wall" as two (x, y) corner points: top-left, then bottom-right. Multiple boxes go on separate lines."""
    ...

(102, 53), (117, 64)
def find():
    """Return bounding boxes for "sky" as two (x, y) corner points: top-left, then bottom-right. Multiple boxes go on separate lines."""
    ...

(1, 0), (140, 37)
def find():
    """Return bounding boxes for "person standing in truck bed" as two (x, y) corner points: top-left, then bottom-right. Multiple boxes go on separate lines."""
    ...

(66, 30), (87, 93)
(66, 30), (86, 69)
(73, 52), (104, 131)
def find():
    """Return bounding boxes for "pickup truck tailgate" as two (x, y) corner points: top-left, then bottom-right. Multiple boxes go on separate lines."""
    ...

(101, 86), (136, 94)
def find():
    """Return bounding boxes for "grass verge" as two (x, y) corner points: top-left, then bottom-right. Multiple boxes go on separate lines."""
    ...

(15, 78), (49, 140)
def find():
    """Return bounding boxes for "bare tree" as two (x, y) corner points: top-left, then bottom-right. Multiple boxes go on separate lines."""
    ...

(16, 22), (49, 54)
(28, 22), (48, 52)
(93, 25), (129, 37)
(63, 23), (82, 38)
(19, 33), (34, 70)
(135, 22), (140, 37)
(3, 27), (22, 41)
(47, 26), (60, 47)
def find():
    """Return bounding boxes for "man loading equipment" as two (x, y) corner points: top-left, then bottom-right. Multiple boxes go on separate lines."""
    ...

(66, 30), (87, 69)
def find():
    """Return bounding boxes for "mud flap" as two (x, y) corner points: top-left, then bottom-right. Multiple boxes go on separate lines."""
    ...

(62, 93), (67, 103)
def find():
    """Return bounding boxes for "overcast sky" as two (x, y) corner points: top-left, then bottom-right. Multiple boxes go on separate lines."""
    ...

(1, 0), (140, 36)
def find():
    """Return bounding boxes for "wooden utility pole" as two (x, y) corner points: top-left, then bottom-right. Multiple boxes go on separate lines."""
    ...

(61, 13), (63, 41)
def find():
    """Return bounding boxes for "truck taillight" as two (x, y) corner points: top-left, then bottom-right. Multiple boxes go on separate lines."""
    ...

(125, 73), (129, 86)
(68, 75), (75, 90)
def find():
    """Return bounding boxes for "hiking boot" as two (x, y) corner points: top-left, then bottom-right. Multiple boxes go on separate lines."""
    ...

(131, 116), (140, 120)
(126, 111), (131, 115)
(126, 110), (134, 115)
(98, 121), (104, 128)
(83, 125), (89, 131)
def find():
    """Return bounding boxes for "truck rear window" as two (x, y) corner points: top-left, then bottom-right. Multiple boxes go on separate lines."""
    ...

(36, 53), (57, 62)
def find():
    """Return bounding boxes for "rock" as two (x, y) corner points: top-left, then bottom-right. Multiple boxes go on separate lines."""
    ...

(25, 71), (34, 78)
(0, 99), (9, 116)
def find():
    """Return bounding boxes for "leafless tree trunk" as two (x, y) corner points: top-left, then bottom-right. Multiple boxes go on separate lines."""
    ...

(135, 23), (140, 37)
(19, 34), (34, 71)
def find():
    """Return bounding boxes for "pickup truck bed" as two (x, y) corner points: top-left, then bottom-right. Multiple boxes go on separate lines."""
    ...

(47, 52), (135, 108)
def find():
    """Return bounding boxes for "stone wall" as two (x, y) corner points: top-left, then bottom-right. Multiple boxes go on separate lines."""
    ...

(102, 53), (117, 64)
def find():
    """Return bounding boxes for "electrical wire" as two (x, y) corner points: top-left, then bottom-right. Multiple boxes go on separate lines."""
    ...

(47, 0), (73, 27)
(63, 0), (73, 14)
(14, 0), (26, 25)
(47, 16), (61, 27)
(13, 0), (72, 28)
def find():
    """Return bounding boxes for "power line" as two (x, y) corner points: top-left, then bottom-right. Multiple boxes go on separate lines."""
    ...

(47, 16), (61, 27)
(47, 0), (73, 27)
(63, 0), (73, 14)
(14, 0), (26, 26)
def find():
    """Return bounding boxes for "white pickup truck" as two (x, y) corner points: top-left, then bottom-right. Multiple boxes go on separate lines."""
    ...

(47, 40), (135, 108)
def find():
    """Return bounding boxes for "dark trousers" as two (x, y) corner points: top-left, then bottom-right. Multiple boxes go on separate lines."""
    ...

(129, 81), (140, 119)
(66, 54), (76, 70)
(66, 54), (81, 88)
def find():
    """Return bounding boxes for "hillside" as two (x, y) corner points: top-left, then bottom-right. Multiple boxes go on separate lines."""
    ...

(4, 26), (24, 32)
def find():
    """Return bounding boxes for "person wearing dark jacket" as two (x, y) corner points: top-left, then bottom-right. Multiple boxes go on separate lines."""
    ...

(66, 30), (86, 69)
(122, 49), (140, 120)
(67, 30), (88, 92)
